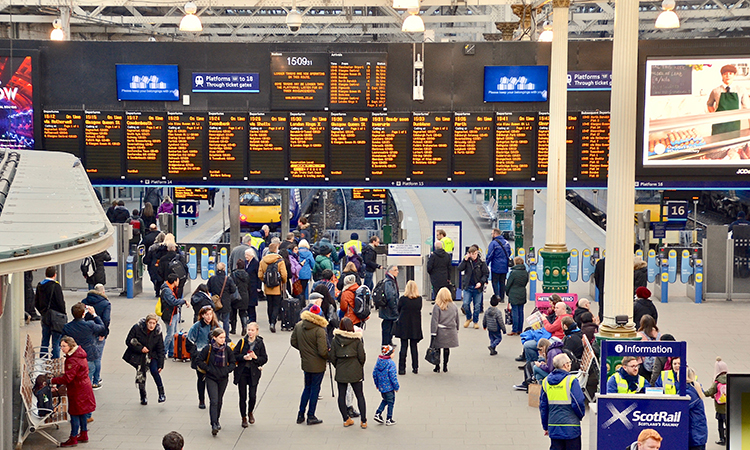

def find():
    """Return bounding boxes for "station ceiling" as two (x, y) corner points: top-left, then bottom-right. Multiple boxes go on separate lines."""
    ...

(0, 0), (747, 43)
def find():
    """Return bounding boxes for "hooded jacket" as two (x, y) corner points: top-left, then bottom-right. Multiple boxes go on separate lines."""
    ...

(340, 283), (363, 325)
(330, 328), (365, 383)
(633, 298), (658, 328)
(686, 382), (708, 447)
(482, 305), (506, 334)
(51, 346), (96, 416)
(562, 326), (584, 360)
(373, 355), (399, 393)
(232, 268), (251, 311)
(539, 369), (585, 440)
(63, 316), (106, 362)
(505, 263), (529, 305)
(122, 318), (165, 370)
(313, 254), (334, 277)
(538, 340), (564, 373)
(290, 310), (329, 373)
(704, 373), (728, 415)
(486, 235), (512, 274)
(82, 291), (112, 336)
(84, 251), (112, 286)
(426, 248), (452, 291)
(298, 247), (316, 280)
(633, 263), (648, 294)
(259, 253), (288, 296)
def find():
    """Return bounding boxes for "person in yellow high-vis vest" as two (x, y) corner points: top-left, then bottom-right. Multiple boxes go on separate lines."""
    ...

(539, 353), (586, 450)
(606, 356), (650, 394)
(655, 355), (681, 395)
(436, 229), (454, 254)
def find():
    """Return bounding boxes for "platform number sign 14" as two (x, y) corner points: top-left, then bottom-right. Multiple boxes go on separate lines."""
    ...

(364, 200), (384, 220)
(177, 200), (199, 218)
(666, 200), (688, 220)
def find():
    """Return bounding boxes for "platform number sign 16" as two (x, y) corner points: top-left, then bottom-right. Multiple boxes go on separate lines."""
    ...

(177, 200), (199, 218)
(666, 200), (688, 220)
(364, 200), (384, 220)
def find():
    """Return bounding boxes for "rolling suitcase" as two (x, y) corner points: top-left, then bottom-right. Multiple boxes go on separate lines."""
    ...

(281, 297), (302, 331)
(173, 331), (190, 362)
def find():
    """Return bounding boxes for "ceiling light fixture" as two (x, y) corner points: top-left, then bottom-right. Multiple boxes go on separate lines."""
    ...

(50, 19), (64, 41)
(655, 0), (680, 29)
(179, 2), (203, 32)
(538, 21), (553, 42)
(402, 11), (424, 33)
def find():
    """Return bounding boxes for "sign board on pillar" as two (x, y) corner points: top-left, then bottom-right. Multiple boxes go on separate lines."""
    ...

(432, 221), (462, 265)
(387, 244), (422, 266)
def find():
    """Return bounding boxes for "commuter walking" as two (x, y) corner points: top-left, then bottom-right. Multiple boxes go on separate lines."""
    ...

(505, 256), (529, 335)
(298, 239), (316, 300)
(81, 250), (112, 290)
(190, 284), (214, 322)
(207, 262), (237, 337)
(379, 265), (400, 346)
(427, 240), (452, 299)
(122, 313), (166, 405)
(331, 318), (367, 428)
(486, 228), (512, 301)
(259, 242), (287, 333)
(457, 245), (489, 329)
(372, 344), (399, 426)
(233, 322), (268, 427)
(483, 295), (506, 355)
(231, 259), (251, 335)
(188, 306), (219, 410)
(196, 328), (236, 435)
(290, 304), (329, 425)
(539, 353), (586, 450)
(36, 266), (67, 359)
(82, 284), (111, 387)
(244, 248), (260, 324)
(430, 287), (460, 373)
(393, 280), (423, 375)
(362, 235), (382, 290)
(160, 274), (187, 358)
(52, 336), (97, 447)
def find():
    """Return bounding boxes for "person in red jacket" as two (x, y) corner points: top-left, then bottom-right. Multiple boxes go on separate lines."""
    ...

(51, 336), (96, 447)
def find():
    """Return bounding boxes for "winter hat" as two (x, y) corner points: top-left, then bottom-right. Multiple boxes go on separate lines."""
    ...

(635, 286), (651, 299)
(715, 357), (729, 379)
(739, 211), (746, 219)
(309, 304), (321, 316)
(381, 345), (395, 357)
(343, 274), (357, 289)
(309, 292), (324, 302)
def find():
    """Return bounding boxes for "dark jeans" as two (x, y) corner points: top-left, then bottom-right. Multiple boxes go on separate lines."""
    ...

(267, 294), (281, 326)
(511, 304), (525, 334)
(398, 338), (419, 372)
(299, 371), (325, 417)
(489, 330), (503, 349)
(196, 370), (206, 405)
(364, 271), (374, 290)
(718, 412), (726, 440)
(139, 357), (163, 387)
(206, 377), (229, 426)
(337, 381), (366, 421)
(40, 324), (62, 359)
(238, 372), (258, 418)
(376, 390), (395, 419)
(381, 319), (395, 346)
(491, 272), (507, 299)
(550, 437), (581, 450)
(247, 306), (257, 324)
(299, 279), (310, 301)
(434, 348), (450, 368)
(69, 414), (89, 437)
(218, 308), (231, 337)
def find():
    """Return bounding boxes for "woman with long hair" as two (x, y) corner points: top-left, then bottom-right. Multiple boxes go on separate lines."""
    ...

(53, 336), (96, 447)
(188, 306), (219, 410)
(394, 280), (423, 375)
(190, 284), (214, 322)
(331, 318), (367, 428)
(337, 261), (362, 291)
(430, 287), (459, 373)
(196, 328), (236, 435)
(141, 202), (157, 229)
(637, 315), (661, 380)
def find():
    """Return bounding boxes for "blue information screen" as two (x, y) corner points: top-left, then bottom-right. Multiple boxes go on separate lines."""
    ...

(192, 73), (259, 93)
(116, 64), (180, 101)
(483, 65), (548, 102)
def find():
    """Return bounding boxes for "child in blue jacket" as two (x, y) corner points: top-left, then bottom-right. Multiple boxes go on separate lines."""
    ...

(372, 345), (400, 425)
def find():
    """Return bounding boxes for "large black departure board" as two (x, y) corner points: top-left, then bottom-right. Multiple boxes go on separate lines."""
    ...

(167, 112), (205, 180)
(330, 53), (387, 111)
(289, 112), (327, 179)
(125, 111), (164, 180)
(248, 112), (287, 180)
(412, 112), (451, 181)
(84, 111), (123, 180)
(537, 112), (579, 181)
(207, 112), (246, 180)
(453, 113), (493, 181)
(329, 112), (370, 181)
(371, 112), (410, 182)
(271, 53), (329, 111)
(495, 112), (535, 181)
(43, 110), (82, 158)
(580, 111), (610, 181)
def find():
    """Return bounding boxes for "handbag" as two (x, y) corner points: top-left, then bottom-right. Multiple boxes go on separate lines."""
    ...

(446, 282), (457, 300)
(212, 276), (228, 311)
(292, 279), (303, 297)
(46, 309), (67, 333)
(425, 336), (440, 366)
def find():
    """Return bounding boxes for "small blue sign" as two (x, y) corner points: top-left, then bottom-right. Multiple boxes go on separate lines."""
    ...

(177, 200), (199, 218)
(192, 72), (260, 93)
(652, 222), (667, 239)
(665, 200), (688, 220)
(483, 65), (548, 102)
(364, 200), (383, 220)
(116, 64), (179, 101)
(567, 70), (612, 91)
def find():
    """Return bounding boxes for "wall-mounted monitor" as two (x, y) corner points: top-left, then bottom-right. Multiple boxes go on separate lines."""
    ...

(116, 64), (179, 101)
(483, 65), (549, 103)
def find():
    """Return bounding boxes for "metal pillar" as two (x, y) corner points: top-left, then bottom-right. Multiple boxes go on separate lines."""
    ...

(524, 189), (535, 252)
(281, 189), (290, 239)
(599, 0), (639, 337)
(229, 189), (240, 248)
(540, 0), (571, 293)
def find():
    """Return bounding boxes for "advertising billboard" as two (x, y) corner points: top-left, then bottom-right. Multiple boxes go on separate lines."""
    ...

(0, 56), (34, 149)
(483, 66), (549, 102)
(643, 58), (750, 167)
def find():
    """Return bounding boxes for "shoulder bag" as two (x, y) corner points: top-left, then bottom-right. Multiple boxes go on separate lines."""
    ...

(212, 276), (228, 311)
(424, 336), (440, 366)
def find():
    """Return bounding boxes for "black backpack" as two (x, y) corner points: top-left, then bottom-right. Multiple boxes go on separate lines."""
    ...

(168, 254), (188, 281)
(372, 279), (387, 309)
(353, 285), (372, 321)
(264, 259), (282, 288)
(80, 256), (95, 278)
(562, 348), (581, 372)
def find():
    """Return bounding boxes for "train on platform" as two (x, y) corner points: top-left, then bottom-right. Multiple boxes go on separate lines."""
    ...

(238, 188), (301, 230)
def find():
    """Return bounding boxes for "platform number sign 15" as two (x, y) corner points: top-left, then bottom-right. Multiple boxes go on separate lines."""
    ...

(666, 200), (688, 220)
(364, 200), (384, 220)
(177, 200), (199, 218)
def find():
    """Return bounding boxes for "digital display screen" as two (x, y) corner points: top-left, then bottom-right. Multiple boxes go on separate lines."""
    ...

(352, 188), (387, 200)
(371, 112), (410, 182)
(484, 66), (549, 103)
(536, 112), (579, 180)
(174, 187), (209, 200)
(289, 112), (327, 179)
(453, 113), (493, 181)
(116, 64), (179, 101)
(580, 111), (610, 180)
(248, 112), (287, 180)
(329, 53), (387, 111)
(207, 112), (246, 180)
(0, 56), (34, 149)
(270, 53), (329, 111)
(495, 112), (535, 180)
(125, 111), (164, 179)
(412, 112), (451, 180)
(167, 112), (205, 179)
(644, 57), (750, 167)
(43, 110), (82, 157)
(84, 111), (123, 180)
(329, 112), (370, 180)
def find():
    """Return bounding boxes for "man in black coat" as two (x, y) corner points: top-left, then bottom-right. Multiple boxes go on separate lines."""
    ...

(561, 316), (584, 361)
(83, 250), (112, 289)
(573, 298), (596, 327)
(362, 235), (382, 290)
(141, 224), (160, 253)
(426, 240), (452, 299)
(158, 243), (187, 298)
(35, 266), (67, 358)
(633, 286), (658, 327)
(111, 200), (131, 223)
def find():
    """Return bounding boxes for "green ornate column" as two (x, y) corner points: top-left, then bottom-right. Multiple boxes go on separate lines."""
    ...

(540, 247), (570, 292)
